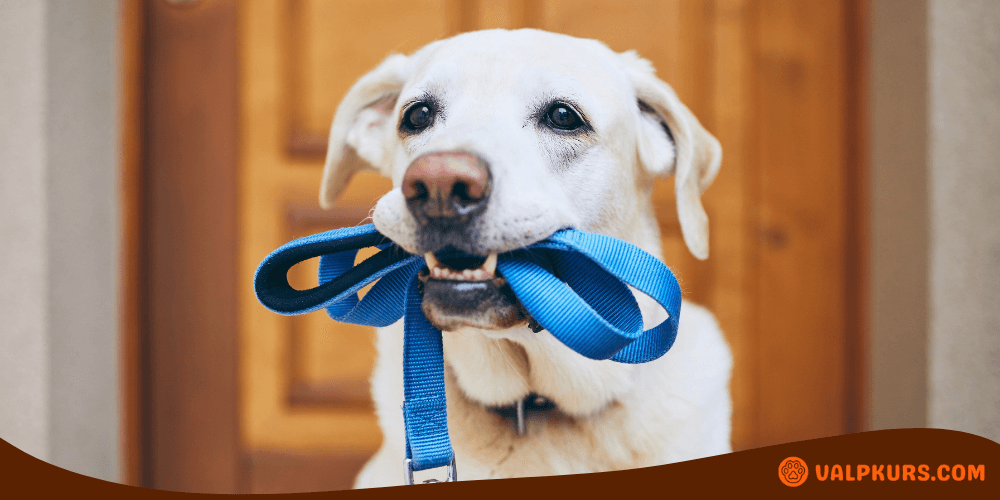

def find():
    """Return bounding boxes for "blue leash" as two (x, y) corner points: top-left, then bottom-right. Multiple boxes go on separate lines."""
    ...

(254, 224), (682, 481)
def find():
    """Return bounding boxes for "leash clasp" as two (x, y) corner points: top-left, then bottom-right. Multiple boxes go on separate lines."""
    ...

(516, 398), (526, 435)
(404, 457), (457, 485)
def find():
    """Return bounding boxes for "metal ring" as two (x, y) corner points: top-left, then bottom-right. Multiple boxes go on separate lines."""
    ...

(404, 457), (457, 485)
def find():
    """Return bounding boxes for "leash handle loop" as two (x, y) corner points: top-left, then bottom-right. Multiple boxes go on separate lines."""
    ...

(253, 224), (417, 318)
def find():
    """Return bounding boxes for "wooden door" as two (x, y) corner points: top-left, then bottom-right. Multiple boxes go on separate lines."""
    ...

(129, 0), (867, 493)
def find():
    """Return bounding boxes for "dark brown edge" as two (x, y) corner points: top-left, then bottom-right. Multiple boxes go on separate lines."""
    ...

(118, 0), (145, 488)
(5, 428), (999, 497)
(843, 0), (871, 435)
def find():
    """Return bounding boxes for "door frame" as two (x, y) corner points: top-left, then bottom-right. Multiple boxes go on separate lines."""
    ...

(119, 0), (242, 491)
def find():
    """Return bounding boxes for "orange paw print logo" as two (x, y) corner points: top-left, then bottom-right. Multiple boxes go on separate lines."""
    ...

(779, 457), (808, 487)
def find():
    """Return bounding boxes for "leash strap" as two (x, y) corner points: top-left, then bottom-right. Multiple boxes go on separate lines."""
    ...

(254, 224), (682, 474)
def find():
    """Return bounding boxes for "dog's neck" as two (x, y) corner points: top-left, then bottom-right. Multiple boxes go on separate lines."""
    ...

(443, 330), (639, 417)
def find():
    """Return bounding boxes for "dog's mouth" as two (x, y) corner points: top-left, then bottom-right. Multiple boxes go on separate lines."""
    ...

(424, 251), (498, 282)
(417, 250), (537, 331)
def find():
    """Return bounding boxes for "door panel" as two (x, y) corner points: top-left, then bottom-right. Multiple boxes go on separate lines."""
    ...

(133, 0), (866, 493)
(238, 0), (453, 491)
(289, 0), (455, 153)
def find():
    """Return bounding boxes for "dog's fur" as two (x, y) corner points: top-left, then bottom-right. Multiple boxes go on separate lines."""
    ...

(318, 29), (732, 487)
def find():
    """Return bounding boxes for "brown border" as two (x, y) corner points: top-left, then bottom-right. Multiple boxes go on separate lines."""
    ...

(7, 429), (998, 497)
(843, 0), (871, 434)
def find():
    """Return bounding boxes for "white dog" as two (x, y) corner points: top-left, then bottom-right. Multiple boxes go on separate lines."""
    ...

(318, 29), (731, 487)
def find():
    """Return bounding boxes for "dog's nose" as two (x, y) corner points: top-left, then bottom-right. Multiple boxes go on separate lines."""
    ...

(402, 151), (491, 225)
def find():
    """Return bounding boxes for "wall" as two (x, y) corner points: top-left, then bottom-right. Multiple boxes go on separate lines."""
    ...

(871, 0), (1000, 441)
(0, 0), (51, 463)
(926, 0), (1000, 442)
(0, 0), (119, 481)
(870, 0), (929, 430)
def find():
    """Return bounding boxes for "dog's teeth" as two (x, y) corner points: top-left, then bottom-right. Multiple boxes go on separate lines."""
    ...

(483, 253), (497, 275)
(424, 252), (500, 281)
(425, 252), (440, 270)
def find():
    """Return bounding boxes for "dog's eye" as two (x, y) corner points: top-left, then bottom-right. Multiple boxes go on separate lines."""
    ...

(544, 103), (584, 131)
(402, 102), (435, 132)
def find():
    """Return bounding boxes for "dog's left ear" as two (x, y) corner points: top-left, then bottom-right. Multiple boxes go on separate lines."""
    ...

(620, 51), (722, 260)
(320, 53), (411, 208)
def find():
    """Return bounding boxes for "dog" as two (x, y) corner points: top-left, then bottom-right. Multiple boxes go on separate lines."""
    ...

(317, 29), (731, 486)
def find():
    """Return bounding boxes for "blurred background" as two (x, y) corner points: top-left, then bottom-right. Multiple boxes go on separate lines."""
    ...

(0, 0), (997, 494)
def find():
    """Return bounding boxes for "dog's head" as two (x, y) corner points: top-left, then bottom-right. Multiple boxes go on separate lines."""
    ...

(321, 29), (719, 332)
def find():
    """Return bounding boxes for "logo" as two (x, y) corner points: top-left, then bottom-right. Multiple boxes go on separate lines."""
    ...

(780, 457), (809, 487)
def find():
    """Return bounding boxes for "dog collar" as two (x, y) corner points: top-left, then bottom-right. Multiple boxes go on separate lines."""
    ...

(490, 394), (558, 436)
(254, 224), (682, 484)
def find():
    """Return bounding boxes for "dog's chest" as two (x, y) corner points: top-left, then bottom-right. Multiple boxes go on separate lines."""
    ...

(443, 377), (656, 478)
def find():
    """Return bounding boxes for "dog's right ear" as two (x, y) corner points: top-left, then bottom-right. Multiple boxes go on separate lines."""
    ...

(320, 54), (410, 209)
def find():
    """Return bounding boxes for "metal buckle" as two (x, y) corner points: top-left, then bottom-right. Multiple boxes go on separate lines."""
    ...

(516, 398), (526, 435)
(404, 457), (458, 485)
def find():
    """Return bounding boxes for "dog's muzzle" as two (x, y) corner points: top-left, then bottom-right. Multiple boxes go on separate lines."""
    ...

(416, 250), (538, 332)
(402, 152), (525, 330)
